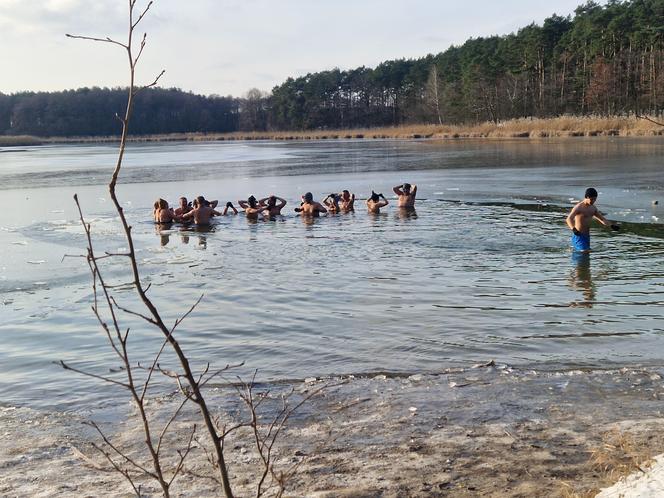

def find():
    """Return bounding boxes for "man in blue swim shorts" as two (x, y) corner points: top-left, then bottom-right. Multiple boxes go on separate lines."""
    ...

(566, 187), (620, 252)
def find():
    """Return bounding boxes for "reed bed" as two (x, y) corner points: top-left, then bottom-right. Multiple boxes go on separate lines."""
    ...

(2, 115), (662, 146)
(0, 135), (44, 147)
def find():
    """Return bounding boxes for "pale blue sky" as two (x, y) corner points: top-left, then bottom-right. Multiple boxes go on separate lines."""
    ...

(0, 0), (595, 97)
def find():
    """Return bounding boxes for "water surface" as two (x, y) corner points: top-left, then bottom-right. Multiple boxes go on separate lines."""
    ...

(1, 138), (663, 410)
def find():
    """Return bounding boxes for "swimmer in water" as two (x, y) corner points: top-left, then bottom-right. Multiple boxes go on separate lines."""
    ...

(566, 187), (620, 252)
(222, 201), (238, 215)
(239, 195), (269, 220)
(258, 195), (287, 217)
(323, 193), (341, 214)
(367, 191), (389, 213)
(393, 183), (417, 208)
(294, 192), (327, 217)
(174, 196), (192, 218)
(339, 190), (355, 212)
(154, 198), (178, 223)
(181, 195), (221, 225)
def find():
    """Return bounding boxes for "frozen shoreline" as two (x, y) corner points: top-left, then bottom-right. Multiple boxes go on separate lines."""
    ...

(3, 364), (664, 496)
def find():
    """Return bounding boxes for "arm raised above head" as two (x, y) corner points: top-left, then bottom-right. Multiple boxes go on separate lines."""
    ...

(393, 185), (403, 195)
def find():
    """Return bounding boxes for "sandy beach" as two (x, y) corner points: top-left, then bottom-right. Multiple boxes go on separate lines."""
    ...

(3, 364), (664, 497)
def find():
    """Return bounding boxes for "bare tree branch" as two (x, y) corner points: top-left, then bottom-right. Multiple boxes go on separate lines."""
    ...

(60, 361), (130, 389)
(65, 33), (127, 49)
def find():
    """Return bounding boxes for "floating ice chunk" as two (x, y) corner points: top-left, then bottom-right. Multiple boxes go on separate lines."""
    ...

(408, 374), (423, 381)
(27, 260), (46, 264)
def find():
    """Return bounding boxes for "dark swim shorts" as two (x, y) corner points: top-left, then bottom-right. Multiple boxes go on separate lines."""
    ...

(571, 232), (591, 252)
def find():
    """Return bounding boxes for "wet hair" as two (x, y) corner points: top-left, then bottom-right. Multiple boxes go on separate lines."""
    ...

(303, 192), (313, 203)
(403, 183), (411, 193)
(584, 187), (598, 199)
(342, 190), (350, 196)
(370, 191), (380, 203)
(192, 198), (200, 208)
(248, 195), (257, 208)
(267, 195), (276, 207)
(179, 196), (187, 204)
(157, 198), (168, 210)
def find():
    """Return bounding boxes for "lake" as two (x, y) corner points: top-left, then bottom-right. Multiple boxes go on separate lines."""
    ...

(1, 138), (663, 411)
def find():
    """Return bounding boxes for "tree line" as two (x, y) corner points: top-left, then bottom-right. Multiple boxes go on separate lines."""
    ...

(1, 0), (663, 137)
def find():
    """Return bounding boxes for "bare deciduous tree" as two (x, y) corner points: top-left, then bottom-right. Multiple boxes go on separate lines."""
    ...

(61, 2), (327, 496)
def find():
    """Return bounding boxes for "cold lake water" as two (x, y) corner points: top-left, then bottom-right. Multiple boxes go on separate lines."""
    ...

(1, 138), (664, 411)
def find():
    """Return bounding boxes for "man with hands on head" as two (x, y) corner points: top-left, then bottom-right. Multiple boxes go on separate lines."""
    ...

(393, 183), (417, 208)
(367, 191), (389, 213)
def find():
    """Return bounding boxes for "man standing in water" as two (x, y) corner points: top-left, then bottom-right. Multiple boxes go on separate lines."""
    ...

(393, 183), (417, 208)
(294, 192), (327, 216)
(182, 196), (221, 225)
(566, 187), (620, 252)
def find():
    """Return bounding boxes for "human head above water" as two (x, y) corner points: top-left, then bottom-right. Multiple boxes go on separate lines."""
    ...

(267, 195), (276, 207)
(403, 183), (411, 193)
(303, 192), (313, 204)
(248, 195), (257, 208)
(584, 187), (598, 200)
(370, 191), (380, 203)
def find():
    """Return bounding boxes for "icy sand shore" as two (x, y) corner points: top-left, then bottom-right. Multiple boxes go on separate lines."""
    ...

(3, 365), (664, 497)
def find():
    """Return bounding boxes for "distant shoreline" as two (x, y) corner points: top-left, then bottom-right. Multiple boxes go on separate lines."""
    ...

(1, 116), (662, 147)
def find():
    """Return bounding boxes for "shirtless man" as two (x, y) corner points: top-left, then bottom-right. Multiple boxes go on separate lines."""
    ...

(238, 195), (269, 220)
(200, 197), (219, 209)
(174, 197), (192, 218)
(366, 191), (389, 213)
(323, 193), (341, 214)
(154, 198), (178, 223)
(393, 183), (417, 208)
(182, 195), (221, 225)
(294, 192), (327, 217)
(339, 190), (355, 212)
(566, 187), (620, 252)
(258, 195), (287, 217)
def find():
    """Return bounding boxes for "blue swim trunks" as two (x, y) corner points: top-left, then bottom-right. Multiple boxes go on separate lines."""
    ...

(571, 232), (591, 252)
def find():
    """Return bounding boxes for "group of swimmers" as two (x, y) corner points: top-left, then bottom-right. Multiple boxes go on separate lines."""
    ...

(153, 183), (418, 224)
(154, 184), (619, 253)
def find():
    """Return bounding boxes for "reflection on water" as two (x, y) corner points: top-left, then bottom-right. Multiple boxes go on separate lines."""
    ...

(1, 139), (664, 410)
(395, 207), (418, 221)
(569, 252), (595, 307)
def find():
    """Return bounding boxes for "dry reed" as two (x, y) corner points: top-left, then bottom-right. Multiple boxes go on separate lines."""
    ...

(2, 115), (662, 146)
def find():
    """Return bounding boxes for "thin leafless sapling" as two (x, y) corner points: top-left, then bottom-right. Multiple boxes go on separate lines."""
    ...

(61, 2), (329, 497)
